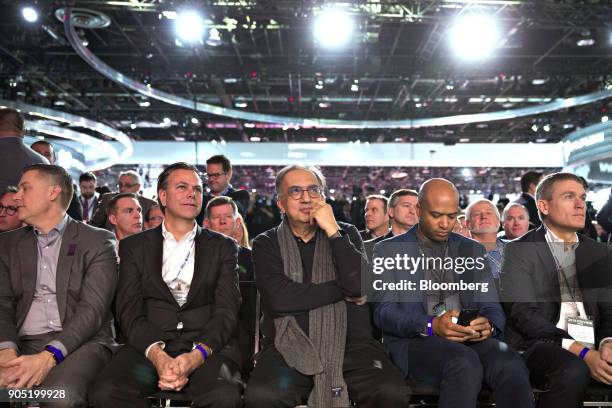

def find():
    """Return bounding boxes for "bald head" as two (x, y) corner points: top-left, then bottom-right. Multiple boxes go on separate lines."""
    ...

(418, 178), (460, 209)
(417, 178), (460, 242)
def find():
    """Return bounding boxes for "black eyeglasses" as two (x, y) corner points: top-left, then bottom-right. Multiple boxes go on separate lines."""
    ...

(287, 185), (323, 200)
(0, 204), (18, 216)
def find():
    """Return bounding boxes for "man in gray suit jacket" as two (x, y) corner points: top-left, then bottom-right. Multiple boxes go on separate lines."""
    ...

(0, 108), (49, 192)
(0, 164), (117, 407)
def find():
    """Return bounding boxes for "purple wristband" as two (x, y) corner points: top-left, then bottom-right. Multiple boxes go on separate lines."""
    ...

(44, 345), (64, 364)
(427, 317), (434, 336)
(579, 347), (590, 360)
(195, 344), (209, 361)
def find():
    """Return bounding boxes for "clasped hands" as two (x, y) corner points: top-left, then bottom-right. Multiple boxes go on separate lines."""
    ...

(148, 345), (204, 391)
(0, 348), (56, 388)
(433, 310), (493, 343)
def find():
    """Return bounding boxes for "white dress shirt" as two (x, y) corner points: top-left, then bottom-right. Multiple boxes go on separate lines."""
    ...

(145, 220), (197, 357)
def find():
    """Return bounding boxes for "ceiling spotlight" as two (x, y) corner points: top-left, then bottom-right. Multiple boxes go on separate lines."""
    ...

(531, 124), (538, 132)
(235, 101), (248, 108)
(191, 117), (199, 125)
(163, 117), (171, 124)
(176, 10), (205, 43)
(22, 6), (38, 23)
(318, 102), (331, 108)
(449, 14), (500, 60)
(313, 8), (354, 49)
(350, 83), (359, 92)
(543, 124), (551, 132)
(602, 115), (609, 123)
(139, 101), (151, 107)
(250, 136), (261, 142)
(316, 137), (328, 142)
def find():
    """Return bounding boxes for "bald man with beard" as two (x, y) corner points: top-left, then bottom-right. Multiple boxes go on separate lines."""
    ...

(373, 179), (533, 408)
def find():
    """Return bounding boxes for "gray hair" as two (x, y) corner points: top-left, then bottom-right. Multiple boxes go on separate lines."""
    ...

(119, 170), (141, 185)
(275, 165), (326, 196)
(465, 199), (500, 222)
(501, 202), (528, 222)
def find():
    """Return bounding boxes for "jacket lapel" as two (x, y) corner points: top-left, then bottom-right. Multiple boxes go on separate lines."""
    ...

(185, 227), (208, 306)
(147, 227), (180, 307)
(18, 229), (38, 327)
(56, 219), (78, 322)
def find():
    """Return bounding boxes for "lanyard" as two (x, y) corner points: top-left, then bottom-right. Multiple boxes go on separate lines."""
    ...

(545, 229), (580, 307)
(170, 239), (195, 282)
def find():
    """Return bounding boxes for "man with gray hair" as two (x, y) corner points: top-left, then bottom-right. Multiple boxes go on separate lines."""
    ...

(500, 202), (530, 240)
(465, 199), (505, 279)
(90, 169), (156, 230)
(246, 165), (410, 408)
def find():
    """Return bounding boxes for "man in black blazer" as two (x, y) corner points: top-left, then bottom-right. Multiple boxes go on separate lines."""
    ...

(196, 154), (250, 225)
(91, 162), (243, 408)
(512, 170), (543, 229)
(501, 172), (612, 408)
(0, 164), (117, 406)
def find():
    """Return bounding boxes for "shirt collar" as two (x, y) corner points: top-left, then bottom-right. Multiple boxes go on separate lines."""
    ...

(543, 222), (579, 250)
(34, 214), (69, 236)
(161, 220), (198, 243)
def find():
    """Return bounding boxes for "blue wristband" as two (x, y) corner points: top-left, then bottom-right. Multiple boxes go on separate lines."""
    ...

(427, 317), (434, 336)
(579, 347), (590, 360)
(195, 344), (209, 361)
(44, 345), (64, 364)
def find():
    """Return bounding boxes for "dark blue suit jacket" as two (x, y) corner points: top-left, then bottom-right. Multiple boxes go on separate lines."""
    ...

(372, 226), (505, 375)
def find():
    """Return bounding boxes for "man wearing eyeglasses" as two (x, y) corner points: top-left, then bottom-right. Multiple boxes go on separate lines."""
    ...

(197, 155), (250, 225)
(245, 165), (410, 408)
(0, 186), (23, 233)
(90, 170), (156, 231)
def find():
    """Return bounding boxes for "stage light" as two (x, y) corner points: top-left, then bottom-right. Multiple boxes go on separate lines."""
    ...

(163, 117), (171, 124)
(22, 7), (38, 23)
(235, 101), (248, 108)
(531, 124), (538, 132)
(543, 124), (551, 132)
(176, 10), (205, 43)
(313, 8), (353, 49)
(449, 14), (499, 60)
(602, 115), (609, 123)
(250, 136), (261, 142)
(462, 168), (472, 178)
(350, 83), (359, 92)
(191, 117), (199, 125)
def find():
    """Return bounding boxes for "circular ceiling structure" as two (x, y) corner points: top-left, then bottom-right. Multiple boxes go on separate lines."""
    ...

(63, 7), (612, 130)
(0, 99), (133, 171)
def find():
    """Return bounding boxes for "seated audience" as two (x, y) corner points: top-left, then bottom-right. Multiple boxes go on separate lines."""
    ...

(359, 194), (390, 241)
(374, 178), (533, 408)
(144, 204), (164, 230)
(90, 170), (156, 230)
(0, 186), (23, 232)
(107, 192), (143, 241)
(513, 170), (543, 229)
(91, 162), (243, 408)
(78, 172), (99, 223)
(499, 202), (530, 240)
(0, 164), (117, 406)
(501, 173), (612, 408)
(466, 199), (505, 279)
(245, 165), (410, 408)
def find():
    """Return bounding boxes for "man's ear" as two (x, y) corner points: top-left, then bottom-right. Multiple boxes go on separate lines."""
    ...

(536, 199), (549, 217)
(48, 184), (62, 203)
(108, 213), (117, 227)
(203, 218), (210, 229)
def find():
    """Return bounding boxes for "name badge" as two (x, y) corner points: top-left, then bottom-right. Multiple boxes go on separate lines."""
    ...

(567, 316), (595, 348)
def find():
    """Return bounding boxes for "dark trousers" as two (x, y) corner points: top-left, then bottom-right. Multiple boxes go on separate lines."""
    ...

(401, 336), (534, 408)
(90, 344), (242, 408)
(245, 342), (411, 408)
(522, 342), (591, 408)
(19, 333), (112, 408)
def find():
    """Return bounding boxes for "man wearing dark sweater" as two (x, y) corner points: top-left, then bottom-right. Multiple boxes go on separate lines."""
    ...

(245, 165), (410, 408)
